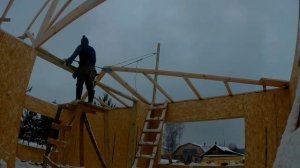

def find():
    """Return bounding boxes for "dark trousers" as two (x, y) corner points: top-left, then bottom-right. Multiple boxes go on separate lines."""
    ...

(76, 66), (95, 103)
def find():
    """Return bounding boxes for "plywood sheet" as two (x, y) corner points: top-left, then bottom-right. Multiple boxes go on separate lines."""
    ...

(0, 30), (36, 167)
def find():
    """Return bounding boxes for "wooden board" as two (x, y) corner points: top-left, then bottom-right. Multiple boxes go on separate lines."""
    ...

(0, 30), (36, 167)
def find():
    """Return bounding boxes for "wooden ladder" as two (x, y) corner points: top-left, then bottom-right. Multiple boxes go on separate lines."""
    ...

(132, 102), (168, 168)
(42, 101), (107, 168)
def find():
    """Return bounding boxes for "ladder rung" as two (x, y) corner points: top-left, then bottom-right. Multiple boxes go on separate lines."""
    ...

(143, 121), (163, 133)
(149, 104), (166, 110)
(51, 123), (72, 130)
(43, 155), (59, 168)
(146, 109), (166, 121)
(138, 154), (155, 159)
(140, 133), (160, 146)
(48, 138), (66, 149)
(136, 147), (157, 159)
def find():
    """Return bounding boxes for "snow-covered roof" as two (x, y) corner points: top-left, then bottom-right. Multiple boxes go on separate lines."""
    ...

(201, 145), (244, 157)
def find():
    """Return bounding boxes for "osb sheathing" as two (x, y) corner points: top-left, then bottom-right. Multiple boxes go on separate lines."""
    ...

(166, 89), (291, 168)
(289, 2), (300, 102)
(20, 98), (149, 168)
(0, 30), (36, 167)
(19, 90), (290, 168)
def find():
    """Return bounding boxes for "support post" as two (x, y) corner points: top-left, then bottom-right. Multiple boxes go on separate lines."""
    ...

(79, 114), (85, 166)
(152, 43), (160, 104)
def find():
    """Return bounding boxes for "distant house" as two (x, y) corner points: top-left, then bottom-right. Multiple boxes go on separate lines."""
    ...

(200, 145), (244, 166)
(172, 143), (210, 164)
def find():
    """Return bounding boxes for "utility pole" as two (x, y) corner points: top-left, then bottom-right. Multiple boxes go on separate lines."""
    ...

(152, 43), (160, 104)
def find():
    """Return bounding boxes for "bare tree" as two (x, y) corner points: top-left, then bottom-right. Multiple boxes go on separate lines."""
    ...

(163, 123), (184, 153)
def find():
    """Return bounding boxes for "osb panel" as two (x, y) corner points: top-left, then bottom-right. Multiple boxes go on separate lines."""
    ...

(24, 95), (57, 118)
(18, 89), (290, 168)
(89, 102), (148, 168)
(167, 94), (245, 123)
(16, 144), (44, 163)
(0, 30), (36, 167)
(167, 89), (290, 168)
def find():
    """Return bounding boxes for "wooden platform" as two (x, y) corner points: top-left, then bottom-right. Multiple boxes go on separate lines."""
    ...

(58, 101), (109, 114)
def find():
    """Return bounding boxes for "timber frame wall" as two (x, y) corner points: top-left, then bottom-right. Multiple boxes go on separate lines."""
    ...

(1, 1), (300, 168)
(0, 29), (294, 168)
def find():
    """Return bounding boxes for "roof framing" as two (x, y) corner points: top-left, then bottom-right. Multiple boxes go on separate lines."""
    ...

(33, 47), (289, 107)
(2, 0), (105, 48)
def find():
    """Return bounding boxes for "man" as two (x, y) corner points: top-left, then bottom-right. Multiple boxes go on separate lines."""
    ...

(65, 35), (96, 103)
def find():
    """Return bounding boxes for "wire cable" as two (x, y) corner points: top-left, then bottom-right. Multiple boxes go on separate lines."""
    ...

(113, 52), (156, 66)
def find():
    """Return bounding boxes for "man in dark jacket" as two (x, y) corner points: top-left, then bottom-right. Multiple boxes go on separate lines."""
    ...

(65, 35), (96, 103)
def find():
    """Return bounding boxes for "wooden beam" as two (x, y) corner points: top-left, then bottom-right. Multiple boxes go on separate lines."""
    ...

(80, 116), (84, 166)
(104, 66), (289, 88)
(96, 82), (136, 102)
(127, 102), (138, 168)
(183, 77), (202, 100)
(35, 0), (105, 47)
(108, 71), (149, 104)
(24, 0), (50, 32)
(48, 0), (72, 28)
(24, 94), (57, 118)
(0, 18), (10, 22)
(152, 43), (160, 104)
(83, 113), (107, 168)
(94, 97), (110, 108)
(0, 0), (14, 26)
(81, 71), (106, 100)
(34, 0), (59, 47)
(101, 87), (130, 107)
(224, 81), (233, 96)
(143, 73), (174, 102)
(104, 112), (111, 167)
(35, 47), (76, 73)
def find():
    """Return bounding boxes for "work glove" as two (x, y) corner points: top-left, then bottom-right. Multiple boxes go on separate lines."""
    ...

(64, 58), (72, 65)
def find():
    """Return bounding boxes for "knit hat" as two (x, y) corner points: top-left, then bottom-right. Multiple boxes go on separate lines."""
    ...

(81, 35), (89, 45)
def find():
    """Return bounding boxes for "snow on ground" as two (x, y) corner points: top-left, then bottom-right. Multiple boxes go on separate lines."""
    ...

(16, 158), (42, 168)
(273, 78), (300, 168)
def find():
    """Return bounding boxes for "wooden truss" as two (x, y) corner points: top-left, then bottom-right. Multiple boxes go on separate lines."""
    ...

(0, 0), (106, 47)
(36, 48), (289, 107)
(0, 0), (14, 26)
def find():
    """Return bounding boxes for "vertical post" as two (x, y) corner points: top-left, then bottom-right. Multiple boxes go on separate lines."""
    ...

(79, 114), (84, 166)
(104, 111), (111, 167)
(127, 102), (138, 168)
(152, 43), (160, 104)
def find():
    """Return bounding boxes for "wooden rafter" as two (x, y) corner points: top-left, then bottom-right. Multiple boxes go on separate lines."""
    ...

(35, 0), (105, 47)
(35, 0), (59, 46)
(224, 81), (233, 96)
(108, 71), (149, 104)
(24, 0), (50, 33)
(94, 97), (110, 109)
(104, 66), (289, 88)
(101, 87), (130, 107)
(0, 0), (14, 25)
(48, 0), (72, 28)
(183, 77), (202, 100)
(0, 18), (10, 22)
(96, 82), (136, 102)
(35, 47), (76, 73)
(143, 73), (173, 102)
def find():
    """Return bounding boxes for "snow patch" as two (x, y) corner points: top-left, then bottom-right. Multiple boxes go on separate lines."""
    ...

(0, 159), (7, 168)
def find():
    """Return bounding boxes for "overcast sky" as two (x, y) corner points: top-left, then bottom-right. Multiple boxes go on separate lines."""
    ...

(1, 0), (298, 148)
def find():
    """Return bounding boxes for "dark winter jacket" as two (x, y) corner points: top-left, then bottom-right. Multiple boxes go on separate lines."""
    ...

(66, 36), (96, 68)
